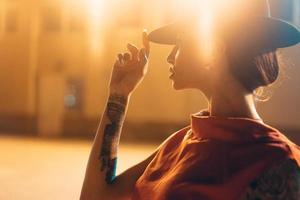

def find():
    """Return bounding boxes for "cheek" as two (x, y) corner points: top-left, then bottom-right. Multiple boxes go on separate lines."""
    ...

(176, 53), (208, 79)
(172, 44), (212, 90)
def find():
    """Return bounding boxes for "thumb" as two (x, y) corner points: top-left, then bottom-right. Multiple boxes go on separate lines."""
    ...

(139, 48), (148, 66)
(142, 30), (150, 58)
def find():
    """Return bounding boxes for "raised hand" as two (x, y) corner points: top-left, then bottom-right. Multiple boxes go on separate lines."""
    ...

(109, 31), (150, 96)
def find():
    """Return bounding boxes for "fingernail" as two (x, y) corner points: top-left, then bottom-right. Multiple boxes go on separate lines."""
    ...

(143, 30), (148, 38)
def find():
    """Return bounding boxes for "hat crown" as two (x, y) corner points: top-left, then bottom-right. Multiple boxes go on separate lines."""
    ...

(218, 0), (271, 20)
(148, 0), (300, 48)
(250, 0), (271, 17)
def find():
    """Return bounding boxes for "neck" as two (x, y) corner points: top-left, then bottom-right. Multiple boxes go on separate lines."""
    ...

(207, 75), (262, 120)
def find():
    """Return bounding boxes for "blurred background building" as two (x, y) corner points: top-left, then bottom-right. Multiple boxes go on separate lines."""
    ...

(0, 0), (299, 144)
(0, 1), (299, 199)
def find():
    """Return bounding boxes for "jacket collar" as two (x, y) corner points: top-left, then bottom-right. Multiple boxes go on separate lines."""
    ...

(190, 111), (279, 142)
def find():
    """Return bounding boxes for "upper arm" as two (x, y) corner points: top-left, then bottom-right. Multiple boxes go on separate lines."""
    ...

(108, 126), (191, 199)
(81, 126), (190, 200)
(80, 144), (160, 200)
(105, 147), (160, 200)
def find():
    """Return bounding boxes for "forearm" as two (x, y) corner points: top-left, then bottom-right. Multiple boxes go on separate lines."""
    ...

(81, 31), (150, 200)
(81, 92), (129, 199)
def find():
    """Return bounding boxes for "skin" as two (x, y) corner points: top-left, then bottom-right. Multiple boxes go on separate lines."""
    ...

(80, 29), (262, 199)
(167, 35), (262, 120)
(80, 31), (155, 200)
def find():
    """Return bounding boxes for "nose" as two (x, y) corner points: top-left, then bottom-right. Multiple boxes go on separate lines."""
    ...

(167, 45), (179, 65)
(167, 54), (175, 65)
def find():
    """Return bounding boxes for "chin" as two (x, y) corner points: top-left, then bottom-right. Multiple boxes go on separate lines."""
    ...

(171, 80), (186, 90)
(171, 78), (201, 91)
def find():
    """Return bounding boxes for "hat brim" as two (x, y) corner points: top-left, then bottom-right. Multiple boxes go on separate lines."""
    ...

(148, 17), (300, 49)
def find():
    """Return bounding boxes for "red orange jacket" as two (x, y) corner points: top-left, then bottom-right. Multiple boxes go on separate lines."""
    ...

(131, 112), (300, 200)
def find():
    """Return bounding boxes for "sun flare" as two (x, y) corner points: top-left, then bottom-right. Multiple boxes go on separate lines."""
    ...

(86, 0), (104, 54)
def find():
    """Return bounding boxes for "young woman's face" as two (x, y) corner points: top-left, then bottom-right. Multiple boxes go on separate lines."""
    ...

(167, 37), (214, 92)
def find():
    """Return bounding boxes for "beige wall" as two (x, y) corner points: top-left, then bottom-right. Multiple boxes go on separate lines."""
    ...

(0, 0), (31, 115)
(0, 0), (299, 137)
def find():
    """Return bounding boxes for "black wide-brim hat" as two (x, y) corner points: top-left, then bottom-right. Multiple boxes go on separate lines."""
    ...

(148, 0), (300, 49)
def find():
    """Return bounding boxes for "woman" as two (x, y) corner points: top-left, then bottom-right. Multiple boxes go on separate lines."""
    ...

(80, 1), (300, 199)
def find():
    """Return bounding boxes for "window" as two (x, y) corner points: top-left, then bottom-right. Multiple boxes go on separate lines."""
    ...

(1, 1), (19, 33)
(69, 15), (84, 32)
(41, 5), (62, 32)
(0, 6), (3, 33)
(64, 78), (83, 113)
(69, 7), (86, 32)
(5, 7), (18, 32)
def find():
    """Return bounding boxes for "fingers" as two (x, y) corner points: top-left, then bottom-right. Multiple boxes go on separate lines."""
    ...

(127, 43), (139, 61)
(118, 53), (123, 64)
(123, 52), (131, 63)
(115, 52), (131, 67)
(116, 33), (149, 68)
(142, 30), (150, 58)
(139, 48), (148, 75)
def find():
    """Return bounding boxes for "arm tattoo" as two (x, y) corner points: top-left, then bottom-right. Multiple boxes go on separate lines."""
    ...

(98, 94), (127, 184)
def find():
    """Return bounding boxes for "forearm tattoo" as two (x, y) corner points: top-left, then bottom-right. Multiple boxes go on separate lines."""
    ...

(98, 94), (127, 184)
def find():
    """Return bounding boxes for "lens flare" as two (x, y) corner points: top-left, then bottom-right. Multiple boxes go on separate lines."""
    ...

(175, 0), (243, 62)
(198, 1), (214, 61)
(86, 0), (104, 54)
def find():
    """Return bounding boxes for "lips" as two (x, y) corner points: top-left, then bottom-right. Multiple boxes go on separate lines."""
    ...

(169, 67), (175, 74)
(169, 67), (175, 79)
(169, 73), (174, 79)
